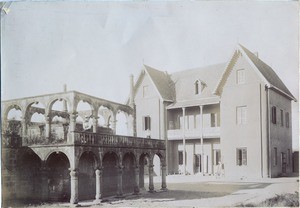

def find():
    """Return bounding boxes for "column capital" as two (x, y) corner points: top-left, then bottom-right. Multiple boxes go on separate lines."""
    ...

(69, 168), (78, 177)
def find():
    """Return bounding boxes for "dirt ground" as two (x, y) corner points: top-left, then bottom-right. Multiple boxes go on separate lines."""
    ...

(3, 175), (299, 207)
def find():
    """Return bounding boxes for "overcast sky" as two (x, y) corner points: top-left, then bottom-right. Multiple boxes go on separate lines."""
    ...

(1, 1), (299, 149)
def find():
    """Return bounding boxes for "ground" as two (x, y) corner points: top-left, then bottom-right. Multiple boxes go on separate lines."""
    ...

(4, 175), (299, 207)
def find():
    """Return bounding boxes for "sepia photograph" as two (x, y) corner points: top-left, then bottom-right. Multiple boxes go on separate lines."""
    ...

(1, 1), (299, 207)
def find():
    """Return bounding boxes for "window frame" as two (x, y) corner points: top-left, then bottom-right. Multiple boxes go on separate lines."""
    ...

(285, 112), (289, 128)
(143, 85), (149, 98)
(273, 147), (278, 166)
(271, 106), (277, 124)
(143, 116), (151, 131)
(178, 151), (183, 165)
(236, 106), (247, 125)
(236, 147), (247, 166)
(236, 69), (245, 84)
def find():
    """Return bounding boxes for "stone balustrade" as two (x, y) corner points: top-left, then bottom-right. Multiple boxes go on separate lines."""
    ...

(18, 131), (165, 150)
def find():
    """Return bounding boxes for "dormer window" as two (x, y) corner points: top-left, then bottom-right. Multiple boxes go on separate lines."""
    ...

(195, 80), (205, 95)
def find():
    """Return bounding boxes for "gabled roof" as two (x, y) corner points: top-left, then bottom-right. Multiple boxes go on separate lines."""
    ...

(170, 63), (225, 103)
(214, 44), (296, 101)
(143, 65), (175, 102)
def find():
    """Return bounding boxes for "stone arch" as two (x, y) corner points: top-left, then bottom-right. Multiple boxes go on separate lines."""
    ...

(122, 152), (136, 194)
(16, 149), (42, 200)
(24, 101), (46, 120)
(139, 152), (151, 189)
(3, 105), (23, 138)
(102, 151), (119, 197)
(78, 151), (98, 200)
(3, 104), (23, 121)
(46, 151), (70, 202)
(46, 97), (72, 116)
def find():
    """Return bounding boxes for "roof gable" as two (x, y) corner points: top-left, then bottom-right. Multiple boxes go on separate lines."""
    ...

(143, 65), (175, 102)
(214, 44), (296, 101)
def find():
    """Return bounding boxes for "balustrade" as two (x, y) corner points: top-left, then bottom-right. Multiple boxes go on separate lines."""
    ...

(17, 131), (165, 150)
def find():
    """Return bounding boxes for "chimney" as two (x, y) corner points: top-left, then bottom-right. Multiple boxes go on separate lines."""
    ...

(63, 84), (67, 112)
(129, 74), (134, 107)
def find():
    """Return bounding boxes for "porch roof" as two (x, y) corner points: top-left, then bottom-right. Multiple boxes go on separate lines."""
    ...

(166, 97), (220, 109)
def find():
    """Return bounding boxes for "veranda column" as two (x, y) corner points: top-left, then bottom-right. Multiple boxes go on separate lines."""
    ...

(69, 169), (79, 205)
(68, 112), (77, 143)
(133, 165), (140, 195)
(21, 118), (27, 138)
(111, 112), (117, 134)
(199, 105), (204, 175)
(45, 115), (51, 138)
(117, 165), (124, 197)
(148, 163), (154, 192)
(161, 164), (167, 190)
(94, 168), (103, 203)
(92, 117), (98, 133)
(182, 107), (186, 175)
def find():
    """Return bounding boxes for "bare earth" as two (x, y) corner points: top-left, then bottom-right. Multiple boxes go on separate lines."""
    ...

(7, 175), (299, 207)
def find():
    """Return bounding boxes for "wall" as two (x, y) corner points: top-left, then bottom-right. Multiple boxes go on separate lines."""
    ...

(221, 54), (266, 179)
(269, 89), (293, 177)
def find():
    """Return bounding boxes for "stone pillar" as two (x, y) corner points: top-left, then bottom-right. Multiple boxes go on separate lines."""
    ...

(133, 166), (140, 195)
(69, 113), (77, 132)
(69, 169), (79, 205)
(182, 107), (186, 175)
(40, 166), (49, 201)
(94, 168), (102, 203)
(111, 111), (117, 134)
(45, 115), (51, 138)
(21, 118), (27, 138)
(92, 117), (98, 133)
(116, 165), (123, 197)
(148, 164), (154, 192)
(161, 164), (167, 191)
(199, 105), (204, 175)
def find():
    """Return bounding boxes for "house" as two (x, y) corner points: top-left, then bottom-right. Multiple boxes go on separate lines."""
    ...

(130, 44), (296, 178)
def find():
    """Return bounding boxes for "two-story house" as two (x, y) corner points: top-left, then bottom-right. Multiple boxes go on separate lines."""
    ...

(129, 44), (296, 178)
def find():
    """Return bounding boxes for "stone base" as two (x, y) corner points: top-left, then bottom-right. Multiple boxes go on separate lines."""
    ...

(160, 187), (168, 192)
(115, 194), (124, 198)
(69, 203), (81, 207)
(93, 199), (102, 204)
(148, 190), (156, 193)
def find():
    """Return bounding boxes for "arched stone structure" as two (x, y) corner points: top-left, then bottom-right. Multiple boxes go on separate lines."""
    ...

(46, 152), (70, 202)
(2, 91), (166, 205)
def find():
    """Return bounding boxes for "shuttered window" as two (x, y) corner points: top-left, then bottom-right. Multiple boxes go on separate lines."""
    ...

(178, 151), (183, 165)
(143, 116), (151, 131)
(236, 148), (247, 166)
(285, 112), (289, 128)
(271, 106), (277, 124)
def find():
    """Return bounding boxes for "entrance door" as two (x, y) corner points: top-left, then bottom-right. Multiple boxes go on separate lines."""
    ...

(281, 152), (287, 174)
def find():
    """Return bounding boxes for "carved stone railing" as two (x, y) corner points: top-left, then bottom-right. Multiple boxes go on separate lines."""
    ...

(72, 131), (165, 149)
(167, 127), (220, 140)
(23, 135), (67, 146)
(20, 131), (165, 150)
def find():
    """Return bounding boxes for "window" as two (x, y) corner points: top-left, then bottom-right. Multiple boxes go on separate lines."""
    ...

(143, 85), (149, 97)
(195, 154), (200, 168)
(236, 106), (247, 125)
(288, 149), (291, 165)
(195, 80), (199, 95)
(178, 151), (183, 165)
(271, 106), (277, 124)
(285, 112), (289, 128)
(143, 116), (151, 131)
(215, 150), (221, 165)
(280, 110), (284, 126)
(195, 80), (206, 95)
(237, 69), (245, 84)
(211, 113), (216, 127)
(273, 147), (277, 166)
(236, 148), (247, 166)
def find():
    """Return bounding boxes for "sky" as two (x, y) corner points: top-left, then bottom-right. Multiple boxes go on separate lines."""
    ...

(1, 1), (299, 149)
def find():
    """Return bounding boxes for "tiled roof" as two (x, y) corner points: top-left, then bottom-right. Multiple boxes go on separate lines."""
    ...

(144, 65), (175, 101)
(239, 44), (295, 100)
(170, 63), (226, 102)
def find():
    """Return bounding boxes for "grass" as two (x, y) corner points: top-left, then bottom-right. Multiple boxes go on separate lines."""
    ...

(238, 192), (299, 207)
